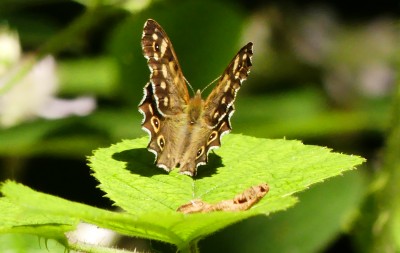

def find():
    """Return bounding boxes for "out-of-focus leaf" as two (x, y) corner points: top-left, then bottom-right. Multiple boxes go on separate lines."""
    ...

(233, 89), (389, 138)
(58, 57), (119, 97)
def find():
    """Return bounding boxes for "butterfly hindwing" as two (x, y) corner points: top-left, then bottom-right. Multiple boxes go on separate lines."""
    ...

(139, 82), (187, 171)
(138, 82), (163, 158)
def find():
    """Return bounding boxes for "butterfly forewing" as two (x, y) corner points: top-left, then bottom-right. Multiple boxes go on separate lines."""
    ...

(203, 41), (253, 153)
(141, 19), (190, 116)
(196, 43), (253, 170)
(204, 43), (253, 128)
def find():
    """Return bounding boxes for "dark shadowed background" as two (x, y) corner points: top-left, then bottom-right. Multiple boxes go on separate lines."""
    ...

(0, 0), (399, 252)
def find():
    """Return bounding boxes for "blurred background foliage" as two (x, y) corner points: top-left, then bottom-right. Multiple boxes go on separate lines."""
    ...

(0, 0), (399, 252)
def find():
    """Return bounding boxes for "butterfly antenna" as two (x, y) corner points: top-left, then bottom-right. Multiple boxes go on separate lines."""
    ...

(184, 76), (196, 95)
(201, 75), (221, 94)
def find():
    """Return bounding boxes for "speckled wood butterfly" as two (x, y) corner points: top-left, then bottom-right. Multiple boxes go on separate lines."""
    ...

(139, 19), (253, 176)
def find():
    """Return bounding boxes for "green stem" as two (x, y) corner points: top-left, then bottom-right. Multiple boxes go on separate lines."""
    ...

(0, 6), (118, 95)
(69, 241), (134, 253)
(36, 7), (117, 58)
(370, 71), (400, 252)
(179, 240), (200, 253)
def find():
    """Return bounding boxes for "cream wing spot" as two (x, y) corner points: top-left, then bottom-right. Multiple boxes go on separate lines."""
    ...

(160, 40), (168, 55)
(213, 112), (219, 119)
(224, 80), (231, 92)
(162, 64), (168, 77)
(163, 97), (169, 107)
(160, 81), (167, 90)
(232, 57), (239, 73)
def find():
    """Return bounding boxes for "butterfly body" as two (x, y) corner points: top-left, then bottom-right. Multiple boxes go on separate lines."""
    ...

(139, 19), (253, 176)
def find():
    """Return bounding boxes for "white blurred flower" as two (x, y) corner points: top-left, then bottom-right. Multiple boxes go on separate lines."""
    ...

(289, 11), (397, 102)
(359, 62), (394, 97)
(67, 222), (118, 247)
(290, 7), (337, 65)
(72, 0), (151, 12)
(322, 18), (397, 103)
(0, 28), (21, 76)
(0, 56), (58, 127)
(0, 27), (96, 128)
(38, 96), (96, 119)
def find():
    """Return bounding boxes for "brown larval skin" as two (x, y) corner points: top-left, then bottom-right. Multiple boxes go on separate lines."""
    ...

(177, 183), (269, 213)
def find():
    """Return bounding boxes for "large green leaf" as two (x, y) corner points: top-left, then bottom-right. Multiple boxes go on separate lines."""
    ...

(1, 134), (365, 252)
(0, 234), (66, 253)
(89, 134), (364, 248)
(0, 197), (76, 243)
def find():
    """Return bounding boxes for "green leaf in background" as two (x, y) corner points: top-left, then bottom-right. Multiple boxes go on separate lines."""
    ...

(58, 57), (119, 97)
(233, 89), (389, 139)
(1, 134), (365, 252)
